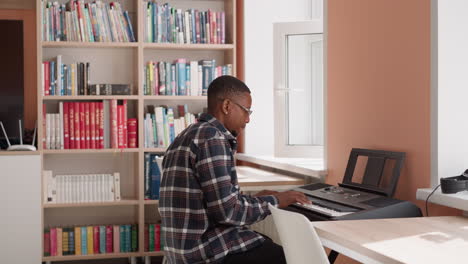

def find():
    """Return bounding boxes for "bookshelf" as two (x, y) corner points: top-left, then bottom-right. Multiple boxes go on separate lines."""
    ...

(36, 0), (237, 262)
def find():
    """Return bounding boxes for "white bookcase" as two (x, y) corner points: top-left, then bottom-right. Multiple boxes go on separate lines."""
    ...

(36, 0), (237, 262)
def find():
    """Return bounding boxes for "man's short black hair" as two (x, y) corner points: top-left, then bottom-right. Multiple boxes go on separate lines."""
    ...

(207, 75), (251, 112)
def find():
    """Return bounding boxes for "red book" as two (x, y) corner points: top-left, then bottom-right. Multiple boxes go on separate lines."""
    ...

(123, 100), (128, 148)
(80, 102), (85, 149)
(69, 102), (75, 149)
(90, 102), (96, 149)
(111, 100), (118, 148)
(144, 224), (149, 252)
(127, 118), (137, 148)
(44, 228), (51, 256)
(63, 102), (70, 149)
(105, 225), (113, 253)
(93, 226), (100, 254)
(98, 102), (104, 149)
(74, 102), (81, 149)
(154, 224), (161, 251)
(117, 105), (124, 148)
(50, 227), (57, 256)
(85, 102), (90, 149)
(44, 61), (50, 95)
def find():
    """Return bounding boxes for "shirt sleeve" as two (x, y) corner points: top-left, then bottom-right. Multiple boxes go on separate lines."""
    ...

(196, 137), (278, 226)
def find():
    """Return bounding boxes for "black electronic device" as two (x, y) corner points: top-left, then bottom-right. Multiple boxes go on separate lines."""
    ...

(440, 169), (468, 194)
(287, 148), (422, 263)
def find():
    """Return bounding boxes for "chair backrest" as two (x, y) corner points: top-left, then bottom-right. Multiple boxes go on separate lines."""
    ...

(268, 204), (329, 264)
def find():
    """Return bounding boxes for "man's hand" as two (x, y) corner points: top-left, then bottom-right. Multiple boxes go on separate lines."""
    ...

(253, 190), (279, 197)
(274, 191), (311, 208)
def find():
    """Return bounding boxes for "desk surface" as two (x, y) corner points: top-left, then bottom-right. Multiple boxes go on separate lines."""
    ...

(312, 216), (468, 264)
(236, 166), (305, 187)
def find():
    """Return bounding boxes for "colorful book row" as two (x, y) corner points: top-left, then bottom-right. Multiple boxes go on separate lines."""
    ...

(43, 224), (138, 257)
(42, 55), (133, 96)
(144, 105), (197, 148)
(43, 100), (137, 150)
(41, 0), (136, 42)
(144, 224), (164, 252)
(43, 171), (121, 204)
(144, 59), (233, 96)
(144, 2), (226, 44)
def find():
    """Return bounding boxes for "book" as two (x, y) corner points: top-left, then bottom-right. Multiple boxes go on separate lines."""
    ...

(114, 172), (121, 201)
(127, 118), (137, 148)
(81, 226), (88, 255)
(75, 226), (82, 255)
(113, 225), (120, 253)
(144, 224), (149, 252)
(50, 228), (57, 256)
(44, 227), (51, 256)
(44, 170), (56, 203)
(69, 227), (75, 255)
(99, 225), (106, 253)
(131, 224), (137, 252)
(106, 225), (113, 253)
(87, 226), (94, 254)
(89, 84), (133, 95)
(149, 224), (154, 251)
(57, 227), (63, 256)
(155, 224), (161, 251)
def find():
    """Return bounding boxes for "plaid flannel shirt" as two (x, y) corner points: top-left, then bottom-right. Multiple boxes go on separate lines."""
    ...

(159, 113), (278, 264)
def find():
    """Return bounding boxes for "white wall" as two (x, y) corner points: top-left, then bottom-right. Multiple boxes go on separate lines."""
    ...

(432, 0), (468, 185)
(244, 0), (317, 155)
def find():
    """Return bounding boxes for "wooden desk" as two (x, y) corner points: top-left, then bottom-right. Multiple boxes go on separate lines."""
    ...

(236, 166), (305, 191)
(312, 216), (468, 264)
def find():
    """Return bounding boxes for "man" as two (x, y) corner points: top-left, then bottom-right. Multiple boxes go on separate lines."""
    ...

(159, 76), (310, 263)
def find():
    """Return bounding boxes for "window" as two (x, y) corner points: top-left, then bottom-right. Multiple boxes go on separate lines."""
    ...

(273, 21), (324, 158)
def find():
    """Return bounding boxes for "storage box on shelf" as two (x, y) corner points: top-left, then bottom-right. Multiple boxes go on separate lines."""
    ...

(37, 0), (237, 261)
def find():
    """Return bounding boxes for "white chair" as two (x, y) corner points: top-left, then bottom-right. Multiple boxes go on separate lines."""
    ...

(268, 204), (330, 264)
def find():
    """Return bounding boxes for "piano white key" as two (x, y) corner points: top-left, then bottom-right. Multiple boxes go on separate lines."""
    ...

(295, 203), (353, 217)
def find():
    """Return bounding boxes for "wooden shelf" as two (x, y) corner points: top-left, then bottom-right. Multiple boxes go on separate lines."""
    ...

(42, 252), (141, 262)
(144, 200), (159, 205)
(43, 95), (139, 100)
(42, 149), (139, 154)
(43, 200), (139, 208)
(143, 148), (167, 153)
(143, 43), (234, 50)
(142, 251), (165, 257)
(144, 95), (206, 101)
(42, 41), (139, 48)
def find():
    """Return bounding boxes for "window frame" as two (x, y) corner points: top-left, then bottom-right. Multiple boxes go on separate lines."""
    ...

(273, 21), (325, 158)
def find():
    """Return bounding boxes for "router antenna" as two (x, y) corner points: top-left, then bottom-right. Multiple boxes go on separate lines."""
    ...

(0, 121), (11, 147)
(19, 120), (23, 145)
(32, 120), (37, 147)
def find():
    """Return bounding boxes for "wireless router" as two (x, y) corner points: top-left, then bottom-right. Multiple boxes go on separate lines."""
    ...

(0, 120), (37, 151)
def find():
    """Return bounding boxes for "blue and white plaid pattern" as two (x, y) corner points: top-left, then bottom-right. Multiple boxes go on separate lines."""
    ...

(159, 113), (278, 263)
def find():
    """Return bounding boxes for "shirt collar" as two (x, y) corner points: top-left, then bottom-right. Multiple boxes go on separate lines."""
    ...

(199, 113), (237, 141)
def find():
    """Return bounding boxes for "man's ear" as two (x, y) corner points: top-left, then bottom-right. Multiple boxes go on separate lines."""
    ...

(222, 99), (230, 115)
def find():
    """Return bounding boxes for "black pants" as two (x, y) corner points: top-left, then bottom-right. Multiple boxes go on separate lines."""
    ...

(223, 237), (287, 264)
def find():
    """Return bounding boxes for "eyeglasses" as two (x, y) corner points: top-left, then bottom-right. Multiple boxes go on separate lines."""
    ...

(218, 98), (253, 116)
(231, 101), (253, 116)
